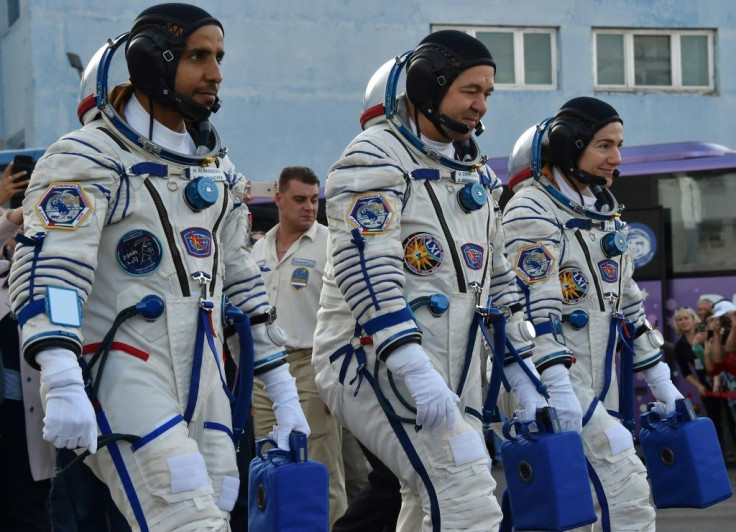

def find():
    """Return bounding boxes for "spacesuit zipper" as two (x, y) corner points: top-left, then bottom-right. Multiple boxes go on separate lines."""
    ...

(423, 180), (466, 293)
(143, 179), (191, 297)
(573, 229), (604, 311)
(208, 194), (229, 296)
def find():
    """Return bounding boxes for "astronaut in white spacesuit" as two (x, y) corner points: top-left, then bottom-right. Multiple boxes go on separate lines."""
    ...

(312, 30), (546, 531)
(503, 96), (683, 531)
(9, 4), (308, 530)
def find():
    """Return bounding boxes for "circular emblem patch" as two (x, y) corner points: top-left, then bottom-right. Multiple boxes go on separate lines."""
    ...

(627, 223), (657, 269)
(403, 232), (443, 275)
(116, 230), (163, 276)
(559, 266), (589, 304)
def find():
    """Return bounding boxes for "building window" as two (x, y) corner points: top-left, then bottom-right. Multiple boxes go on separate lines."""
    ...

(432, 25), (557, 90)
(594, 29), (715, 92)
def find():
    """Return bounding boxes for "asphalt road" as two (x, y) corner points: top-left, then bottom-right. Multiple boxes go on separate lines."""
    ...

(491, 462), (736, 531)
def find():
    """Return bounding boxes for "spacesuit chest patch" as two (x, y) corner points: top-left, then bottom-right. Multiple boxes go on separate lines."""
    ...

(180, 227), (212, 257)
(514, 243), (554, 284)
(36, 183), (93, 230)
(461, 243), (484, 270)
(559, 267), (589, 304)
(116, 229), (163, 275)
(347, 193), (393, 234)
(403, 232), (444, 275)
(291, 267), (309, 289)
(597, 259), (619, 283)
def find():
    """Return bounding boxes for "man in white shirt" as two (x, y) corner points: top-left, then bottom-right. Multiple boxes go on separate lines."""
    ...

(251, 166), (348, 527)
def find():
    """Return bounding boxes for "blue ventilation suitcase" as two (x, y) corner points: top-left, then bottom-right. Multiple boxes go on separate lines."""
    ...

(640, 398), (732, 509)
(248, 432), (329, 531)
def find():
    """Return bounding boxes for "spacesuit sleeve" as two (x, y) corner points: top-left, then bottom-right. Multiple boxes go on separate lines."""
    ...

(8, 132), (122, 367)
(220, 169), (287, 375)
(618, 240), (662, 371)
(324, 132), (420, 360)
(501, 188), (573, 371)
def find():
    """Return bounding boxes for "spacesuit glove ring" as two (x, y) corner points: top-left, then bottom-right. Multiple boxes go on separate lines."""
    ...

(643, 361), (684, 416)
(261, 364), (311, 450)
(541, 364), (583, 433)
(385, 343), (459, 432)
(37, 348), (97, 453)
(504, 358), (548, 422)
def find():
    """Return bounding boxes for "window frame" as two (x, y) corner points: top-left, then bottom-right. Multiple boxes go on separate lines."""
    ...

(432, 24), (558, 90)
(593, 28), (715, 93)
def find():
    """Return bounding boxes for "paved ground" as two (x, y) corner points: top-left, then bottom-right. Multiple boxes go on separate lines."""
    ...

(491, 461), (736, 531)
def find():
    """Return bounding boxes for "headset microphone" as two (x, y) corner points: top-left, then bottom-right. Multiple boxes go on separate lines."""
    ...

(613, 169), (620, 178)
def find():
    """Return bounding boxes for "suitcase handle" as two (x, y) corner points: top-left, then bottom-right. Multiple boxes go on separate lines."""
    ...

(254, 431), (309, 463)
(502, 407), (560, 442)
(640, 398), (696, 430)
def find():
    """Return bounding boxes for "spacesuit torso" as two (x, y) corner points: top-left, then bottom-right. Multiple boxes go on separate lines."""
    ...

(503, 170), (660, 416)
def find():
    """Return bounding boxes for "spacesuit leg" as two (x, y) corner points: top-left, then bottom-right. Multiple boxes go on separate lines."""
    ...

(580, 402), (655, 532)
(315, 345), (501, 532)
(83, 351), (230, 531)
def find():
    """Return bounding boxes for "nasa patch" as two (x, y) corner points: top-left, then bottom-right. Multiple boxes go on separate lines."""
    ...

(36, 183), (92, 230)
(290, 267), (309, 289)
(347, 193), (393, 234)
(180, 227), (212, 257)
(514, 243), (554, 284)
(559, 267), (589, 304)
(403, 232), (444, 276)
(461, 243), (484, 270)
(627, 223), (657, 270)
(597, 259), (619, 283)
(117, 230), (163, 276)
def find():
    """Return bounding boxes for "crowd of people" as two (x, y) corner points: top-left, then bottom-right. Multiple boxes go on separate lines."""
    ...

(672, 296), (736, 465)
(0, 3), (734, 531)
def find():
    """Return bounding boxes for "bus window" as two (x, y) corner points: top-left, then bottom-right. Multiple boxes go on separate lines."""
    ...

(658, 169), (736, 274)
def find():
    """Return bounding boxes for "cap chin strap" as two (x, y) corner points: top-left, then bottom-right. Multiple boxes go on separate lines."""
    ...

(567, 166), (607, 187)
(164, 91), (221, 122)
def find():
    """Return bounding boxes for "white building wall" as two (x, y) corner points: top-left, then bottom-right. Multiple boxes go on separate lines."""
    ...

(1, 0), (734, 181)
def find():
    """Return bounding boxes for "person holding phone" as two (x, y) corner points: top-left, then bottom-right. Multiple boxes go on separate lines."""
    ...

(0, 160), (31, 208)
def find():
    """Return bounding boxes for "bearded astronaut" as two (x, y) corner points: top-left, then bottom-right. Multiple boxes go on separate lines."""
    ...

(9, 4), (308, 530)
(502, 96), (683, 530)
(312, 30), (546, 531)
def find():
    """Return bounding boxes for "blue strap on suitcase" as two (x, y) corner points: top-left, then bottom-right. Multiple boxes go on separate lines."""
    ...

(480, 311), (597, 531)
(248, 432), (329, 531)
(640, 397), (733, 509)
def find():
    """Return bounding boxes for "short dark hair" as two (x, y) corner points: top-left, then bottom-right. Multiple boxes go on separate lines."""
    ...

(278, 166), (319, 193)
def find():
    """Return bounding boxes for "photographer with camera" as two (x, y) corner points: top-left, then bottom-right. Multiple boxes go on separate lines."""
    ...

(0, 160), (31, 209)
(703, 300), (736, 465)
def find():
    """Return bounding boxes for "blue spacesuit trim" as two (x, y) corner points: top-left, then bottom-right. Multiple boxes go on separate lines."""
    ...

(503, 215), (559, 228)
(356, 293), (405, 323)
(465, 406), (482, 421)
(50, 151), (122, 174)
(100, 403), (156, 531)
(128, 162), (168, 177)
(253, 351), (288, 370)
(184, 311), (208, 423)
(598, 318), (619, 404)
(534, 351), (570, 367)
(586, 459), (611, 532)
(334, 162), (406, 175)
(582, 397), (598, 426)
(362, 367), (442, 531)
(343, 149), (385, 160)
(362, 307), (414, 335)
(21, 330), (81, 349)
(16, 298), (46, 327)
(410, 168), (440, 180)
(203, 421), (233, 439)
(63, 136), (103, 154)
(33, 275), (90, 296)
(131, 415), (184, 451)
(632, 352), (662, 371)
(375, 329), (421, 356)
(355, 139), (392, 158)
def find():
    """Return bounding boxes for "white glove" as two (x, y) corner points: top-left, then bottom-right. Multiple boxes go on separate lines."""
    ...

(37, 348), (97, 453)
(385, 343), (459, 431)
(642, 362), (684, 417)
(504, 358), (548, 422)
(261, 363), (310, 450)
(541, 364), (583, 433)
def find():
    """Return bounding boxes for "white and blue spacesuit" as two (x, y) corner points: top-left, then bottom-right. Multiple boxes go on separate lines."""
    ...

(503, 97), (683, 531)
(313, 30), (544, 532)
(9, 5), (307, 531)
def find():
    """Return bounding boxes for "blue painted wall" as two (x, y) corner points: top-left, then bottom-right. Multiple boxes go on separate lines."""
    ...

(1, 0), (734, 182)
